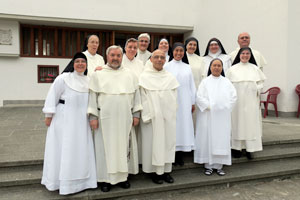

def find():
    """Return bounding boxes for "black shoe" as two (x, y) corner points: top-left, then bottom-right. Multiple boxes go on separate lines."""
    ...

(246, 151), (253, 160)
(119, 180), (130, 189)
(232, 149), (242, 158)
(163, 173), (174, 183)
(100, 182), (111, 192)
(151, 173), (163, 184)
(175, 152), (184, 166)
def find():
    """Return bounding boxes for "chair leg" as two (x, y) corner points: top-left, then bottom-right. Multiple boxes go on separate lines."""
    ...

(274, 103), (279, 117)
(264, 103), (268, 118)
(297, 101), (300, 118)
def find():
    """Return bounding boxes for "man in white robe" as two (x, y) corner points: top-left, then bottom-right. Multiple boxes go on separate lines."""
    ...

(136, 33), (152, 65)
(122, 38), (144, 77)
(122, 38), (144, 166)
(139, 50), (179, 184)
(230, 32), (267, 71)
(88, 45), (142, 192)
(194, 58), (237, 176)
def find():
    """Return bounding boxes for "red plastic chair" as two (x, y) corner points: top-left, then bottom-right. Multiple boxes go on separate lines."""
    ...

(296, 84), (300, 118)
(260, 87), (281, 118)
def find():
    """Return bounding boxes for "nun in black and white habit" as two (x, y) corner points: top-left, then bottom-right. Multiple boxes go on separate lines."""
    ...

(145, 38), (172, 69)
(185, 37), (204, 88)
(42, 52), (97, 195)
(202, 38), (232, 79)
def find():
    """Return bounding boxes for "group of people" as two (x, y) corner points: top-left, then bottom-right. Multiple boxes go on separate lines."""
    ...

(41, 32), (267, 195)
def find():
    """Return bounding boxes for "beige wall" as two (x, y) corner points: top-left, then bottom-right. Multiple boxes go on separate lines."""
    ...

(0, 0), (299, 113)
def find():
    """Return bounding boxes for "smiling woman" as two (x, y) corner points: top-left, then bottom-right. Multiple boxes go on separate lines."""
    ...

(42, 52), (97, 195)
(227, 47), (266, 160)
(164, 42), (196, 166)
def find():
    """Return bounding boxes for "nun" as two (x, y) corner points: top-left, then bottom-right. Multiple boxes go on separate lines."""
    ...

(145, 38), (172, 69)
(42, 52), (97, 195)
(227, 47), (266, 159)
(164, 42), (196, 166)
(194, 58), (237, 176)
(82, 34), (105, 77)
(185, 37), (204, 88)
(202, 38), (231, 79)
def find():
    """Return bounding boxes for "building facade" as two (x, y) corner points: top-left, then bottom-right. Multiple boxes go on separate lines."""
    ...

(0, 0), (299, 115)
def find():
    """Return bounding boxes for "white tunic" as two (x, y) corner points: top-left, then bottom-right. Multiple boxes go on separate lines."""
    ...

(164, 59), (196, 152)
(83, 50), (105, 78)
(139, 64), (179, 174)
(187, 52), (205, 88)
(202, 53), (232, 79)
(226, 62), (266, 152)
(122, 55), (144, 165)
(194, 75), (237, 166)
(42, 72), (97, 195)
(88, 65), (142, 184)
(136, 49), (152, 65)
(230, 47), (267, 71)
(122, 55), (144, 79)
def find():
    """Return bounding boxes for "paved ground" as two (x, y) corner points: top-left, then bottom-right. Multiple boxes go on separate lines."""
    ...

(117, 176), (300, 200)
(1, 106), (299, 165)
(0, 106), (300, 200)
(0, 106), (46, 165)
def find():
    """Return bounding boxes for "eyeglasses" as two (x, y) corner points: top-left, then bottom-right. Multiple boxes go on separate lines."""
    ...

(153, 56), (165, 60)
(240, 36), (249, 40)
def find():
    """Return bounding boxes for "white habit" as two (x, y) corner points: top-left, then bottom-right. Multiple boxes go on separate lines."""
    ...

(136, 49), (152, 65)
(230, 48), (267, 71)
(42, 72), (97, 195)
(194, 75), (237, 166)
(202, 53), (232, 79)
(164, 59), (196, 152)
(226, 62), (266, 152)
(122, 54), (144, 165)
(122, 55), (144, 78)
(139, 64), (179, 174)
(187, 52), (205, 88)
(83, 50), (105, 78)
(88, 65), (142, 185)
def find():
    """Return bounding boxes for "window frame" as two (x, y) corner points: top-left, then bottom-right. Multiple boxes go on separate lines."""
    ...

(20, 24), (184, 59)
(37, 65), (59, 83)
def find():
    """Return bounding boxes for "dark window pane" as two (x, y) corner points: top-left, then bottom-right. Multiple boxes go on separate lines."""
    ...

(58, 29), (62, 56)
(22, 27), (31, 55)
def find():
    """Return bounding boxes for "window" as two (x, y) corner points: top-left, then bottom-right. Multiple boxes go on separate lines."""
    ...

(20, 24), (184, 59)
(21, 25), (113, 59)
(38, 65), (59, 83)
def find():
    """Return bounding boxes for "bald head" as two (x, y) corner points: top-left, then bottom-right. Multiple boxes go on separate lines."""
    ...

(150, 49), (166, 71)
(238, 32), (250, 48)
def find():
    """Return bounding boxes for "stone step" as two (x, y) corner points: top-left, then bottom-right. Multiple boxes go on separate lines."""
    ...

(1, 142), (300, 188)
(1, 157), (300, 200)
(1, 136), (300, 169)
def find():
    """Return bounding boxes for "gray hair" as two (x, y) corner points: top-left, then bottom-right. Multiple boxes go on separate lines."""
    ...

(125, 38), (138, 48)
(106, 45), (123, 56)
(138, 33), (150, 42)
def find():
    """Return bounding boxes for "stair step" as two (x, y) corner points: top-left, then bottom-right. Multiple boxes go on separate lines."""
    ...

(1, 157), (300, 200)
(1, 142), (300, 188)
